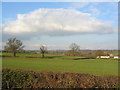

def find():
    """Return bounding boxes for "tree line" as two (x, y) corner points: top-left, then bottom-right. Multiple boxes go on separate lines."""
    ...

(4, 38), (107, 58)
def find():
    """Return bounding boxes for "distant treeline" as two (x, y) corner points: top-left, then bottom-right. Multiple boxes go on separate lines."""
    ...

(2, 50), (119, 58)
(2, 38), (119, 57)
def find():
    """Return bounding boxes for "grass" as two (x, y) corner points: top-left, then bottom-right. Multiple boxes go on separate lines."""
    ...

(2, 52), (85, 59)
(2, 52), (118, 76)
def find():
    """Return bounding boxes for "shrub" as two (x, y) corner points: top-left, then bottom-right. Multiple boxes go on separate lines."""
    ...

(2, 69), (119, 89)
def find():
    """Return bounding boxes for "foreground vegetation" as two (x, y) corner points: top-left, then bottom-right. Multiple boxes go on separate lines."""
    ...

(2, 52), (119, 88)
(2, 69), (118, 89)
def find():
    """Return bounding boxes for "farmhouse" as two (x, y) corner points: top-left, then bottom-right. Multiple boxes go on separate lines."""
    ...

(100, 56), (110, 59)
(97, 56), (110, 59)
(114, 56), (120, 59)
(97, 55), (119, 59)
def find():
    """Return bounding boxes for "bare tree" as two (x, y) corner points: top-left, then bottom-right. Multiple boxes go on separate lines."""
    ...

(69, 43), (80, 56)
(40, 45), (47, 58)
(4, 38), (24, 57)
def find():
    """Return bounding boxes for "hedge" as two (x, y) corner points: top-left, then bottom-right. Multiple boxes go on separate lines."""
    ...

(2, 69), (119, 89)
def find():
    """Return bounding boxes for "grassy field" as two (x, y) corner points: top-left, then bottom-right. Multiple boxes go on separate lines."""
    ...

(2, 52), (118, 76)
(2, 52), (84, 59)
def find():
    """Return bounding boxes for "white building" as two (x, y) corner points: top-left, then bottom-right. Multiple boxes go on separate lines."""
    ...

(97, 56), (110, 59)
(97, 55), (119, 59)
(114, 56), (119, 59)
(100, 56), (110, 59)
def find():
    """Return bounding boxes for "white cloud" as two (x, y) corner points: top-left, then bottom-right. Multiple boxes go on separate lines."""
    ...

(0, 42), (3, 46)
(67, 2), (89, 9)
(23, 43), (57, 50)
(3, 8), (116, 40)
(89, 7), (100, 16)
(25, 43), (56, 47)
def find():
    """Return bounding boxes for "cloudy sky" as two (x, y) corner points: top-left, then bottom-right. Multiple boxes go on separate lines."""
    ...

(1, 2), (118, 50)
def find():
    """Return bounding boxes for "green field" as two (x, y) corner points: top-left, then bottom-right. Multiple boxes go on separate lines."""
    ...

(2, 53), (118, 76)
(1, 52), (84, 59)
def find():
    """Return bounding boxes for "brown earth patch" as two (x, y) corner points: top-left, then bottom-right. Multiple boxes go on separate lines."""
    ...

(73, 58), (95, 60)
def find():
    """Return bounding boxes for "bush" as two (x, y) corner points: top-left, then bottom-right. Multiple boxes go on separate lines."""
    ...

(2, 69), (119, 89)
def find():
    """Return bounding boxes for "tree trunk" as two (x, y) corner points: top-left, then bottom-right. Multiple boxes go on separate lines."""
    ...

(42, 53), (44, 58)
(14, 52), (16, 57)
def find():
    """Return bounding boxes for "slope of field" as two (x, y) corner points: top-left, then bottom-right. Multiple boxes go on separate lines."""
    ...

(2, 56), (118, 76)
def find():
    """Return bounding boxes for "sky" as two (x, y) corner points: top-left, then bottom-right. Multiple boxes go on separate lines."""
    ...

(1, 2), (118, 50)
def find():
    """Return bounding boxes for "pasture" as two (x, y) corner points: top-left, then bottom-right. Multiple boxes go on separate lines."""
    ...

(2, 52), (118, 76)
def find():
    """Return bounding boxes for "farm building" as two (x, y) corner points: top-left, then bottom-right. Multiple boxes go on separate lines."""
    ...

(97, 55), (119, 59)
(100, 56), (110, 59)
(114, 56), (120, 59)
(97, 56), (110, 59)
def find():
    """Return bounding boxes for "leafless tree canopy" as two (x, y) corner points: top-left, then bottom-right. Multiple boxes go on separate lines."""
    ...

(69, 43), (80, 51)
(4, 38), (24, 56)
(68, 43), (80, 56)
(40, 45), (47, 58)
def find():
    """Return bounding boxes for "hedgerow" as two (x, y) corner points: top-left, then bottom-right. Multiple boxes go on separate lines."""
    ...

(2, 69), (119, 89)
